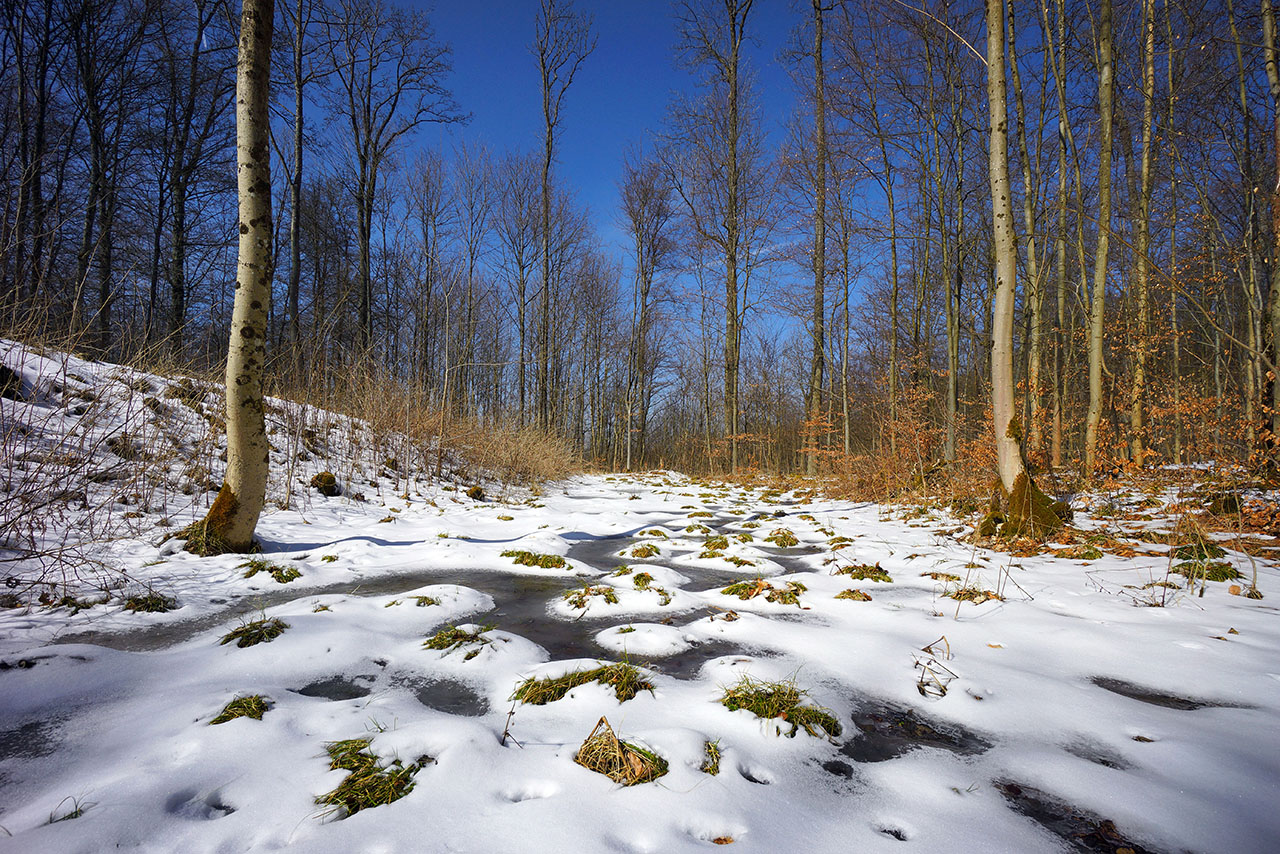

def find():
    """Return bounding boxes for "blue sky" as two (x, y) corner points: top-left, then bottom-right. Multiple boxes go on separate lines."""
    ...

(416, 0), (808, 255)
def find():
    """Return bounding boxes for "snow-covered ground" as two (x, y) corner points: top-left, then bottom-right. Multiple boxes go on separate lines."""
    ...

(2, 344), (1279, 853)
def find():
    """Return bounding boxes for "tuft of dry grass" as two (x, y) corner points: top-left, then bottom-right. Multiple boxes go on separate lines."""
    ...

(573, 716), (667, 786)
(944, 585), (1004, 604)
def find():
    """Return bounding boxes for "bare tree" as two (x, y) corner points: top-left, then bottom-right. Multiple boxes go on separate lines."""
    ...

(620, 153), (676, 470)
(666, 0), (767, 474)
(494, 151), (540, 422)
(326, 0), (460, 351)
(533, 0), (594, 431)
(1084, 0), (1115, 473)
(806, 0), (830, 474)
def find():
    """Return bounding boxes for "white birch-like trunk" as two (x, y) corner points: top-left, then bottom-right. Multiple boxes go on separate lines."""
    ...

(987, 0), (1026, 494)
(211, 0), (274, 551)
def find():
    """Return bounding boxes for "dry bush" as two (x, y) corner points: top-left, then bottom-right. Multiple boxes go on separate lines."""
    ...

(267, 352), (577, 494)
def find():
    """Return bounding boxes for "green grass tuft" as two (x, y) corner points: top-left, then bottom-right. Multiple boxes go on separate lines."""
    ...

(423, 624), (494, 659)
(1172, 561), (1241, 582)
(512, 662), (654, 705)
(240, 558), (302, 584)
(211, 694), (270, 724)
(563, 584), (620, 609)
(765, 528), (800, 548)
(632, 572), (653, 591)
(719, 676), (841, 739)
(629, 542), (660, 559)
(316, 738), (432, 818)
(835, 589), (872, 601)
(220, 617), (289, 648)
(125, 592), (177, 612)
(500, 549), (567, 569)
(720, 578), (806, 605)
(834, 563), (892, 582)
(700, 739), (722, 775)
(1173, 541), (1227, 561)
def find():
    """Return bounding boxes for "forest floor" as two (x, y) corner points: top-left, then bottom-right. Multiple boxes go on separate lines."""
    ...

(1, 341), (1279, 853)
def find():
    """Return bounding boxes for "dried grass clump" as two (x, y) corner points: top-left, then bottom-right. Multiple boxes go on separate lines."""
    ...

(720, 578), (806, 606)
(315, 738), (432, 818)
(719, 676), (841, 739)
(1054, 544), (1103, 560)
(220, 617), (289, 648)
(240, 558), (302, 583)
(124, 591), (177, 612)
(835, 589), (872, 601)
(834, 562), (892, 582)
(500, 549), (567, 569)
(704, 535), (730, 551)
(944, 585), (1004, 604)
(630, 542), (660, 559)
(512, 662), (654, 705)
(573, 717), (667, 786)
(921, 571), (961, 582)
(632, 572), (653, 591)
(764, 528), (799, 548)
(211, 695), (270, 724)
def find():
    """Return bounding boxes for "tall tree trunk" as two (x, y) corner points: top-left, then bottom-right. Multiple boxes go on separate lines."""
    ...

(288, 0), (305, 350)
(806, 0), (827, 475)
(1084, 0), (1115, 474)
(184, 0), (275, 555)
(987, 0), (1025, 495)
(1262, 0), (1280, 456)
(1008, 1), (1044, 457)
(1129, 0), (1155, 463)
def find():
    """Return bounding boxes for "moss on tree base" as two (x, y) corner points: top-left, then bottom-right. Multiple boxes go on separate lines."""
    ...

(173, 484), (257, 556)
(977, 473), (1068, 540)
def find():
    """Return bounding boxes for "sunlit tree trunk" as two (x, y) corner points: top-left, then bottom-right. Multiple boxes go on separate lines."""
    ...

(1084, 0), (1115, 474)
(184, 0), (274, 554)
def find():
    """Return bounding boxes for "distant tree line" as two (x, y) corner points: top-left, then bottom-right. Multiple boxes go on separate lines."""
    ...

(3, 0), (1279, 478)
